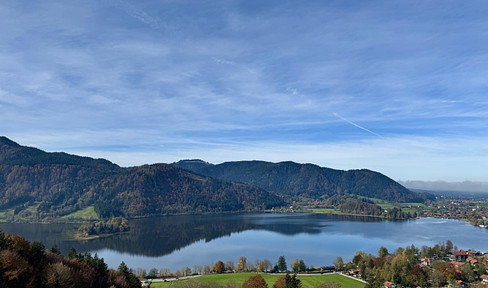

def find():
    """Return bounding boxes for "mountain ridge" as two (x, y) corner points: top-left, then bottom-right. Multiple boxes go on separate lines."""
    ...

(173, 159), (429, 203)
(0, 136), (430, 222)
(0, 137), (282, 221)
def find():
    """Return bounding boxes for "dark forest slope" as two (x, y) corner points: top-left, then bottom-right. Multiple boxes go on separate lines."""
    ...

(0, 137), (282, 220)
(173, 160), (430, 202)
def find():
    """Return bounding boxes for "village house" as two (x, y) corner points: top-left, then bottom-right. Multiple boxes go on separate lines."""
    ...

(449, 250), (468, 262)
(421, 258), (433, 267)
(450, 261), (465, 269)
(320, 266), (335, 272)
(383, 281), (396, 288)
(348, 269), (360, 276)
(481, 274), (488, 284)
(467, 256), (478, 265)
(467, 250), (481, 257)
(455, 280), (469, 288)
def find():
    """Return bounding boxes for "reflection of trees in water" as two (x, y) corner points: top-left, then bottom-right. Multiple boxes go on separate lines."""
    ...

(0, 213), (386, 258)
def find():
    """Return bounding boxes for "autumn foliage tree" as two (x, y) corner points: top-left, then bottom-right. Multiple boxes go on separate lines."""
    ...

(291, 259), (306, 273)
(272, 275), (287, 288)
(292, 259), (299, 273)
(243, 274), (268, 288)
(237, 256), (247, 272)
(0, 230), (141, 288)
(346, 242), (488, 288)
(273, 274), (301, 288)
(212, 261), (225, 274)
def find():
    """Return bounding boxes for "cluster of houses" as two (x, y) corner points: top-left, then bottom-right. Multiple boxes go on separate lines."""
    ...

(423, 200), (488, 229)
(382, 249), (488, 288)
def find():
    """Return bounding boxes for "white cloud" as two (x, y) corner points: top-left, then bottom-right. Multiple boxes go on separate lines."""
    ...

(2, 0), (488, 181)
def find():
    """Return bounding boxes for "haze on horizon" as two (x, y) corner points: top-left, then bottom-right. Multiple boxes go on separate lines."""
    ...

(1, 1), (487, 182)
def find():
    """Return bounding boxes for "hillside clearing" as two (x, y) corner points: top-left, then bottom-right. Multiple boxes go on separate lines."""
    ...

(61, 206), (99, 220)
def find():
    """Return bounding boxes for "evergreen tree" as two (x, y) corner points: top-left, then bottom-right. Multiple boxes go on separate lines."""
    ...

(285, 274), (302, 288)
(118, 261), (130, 278)
(278, 256), (287, 272)
(68, 247), (77, 259)
(298, 260), (306, 272)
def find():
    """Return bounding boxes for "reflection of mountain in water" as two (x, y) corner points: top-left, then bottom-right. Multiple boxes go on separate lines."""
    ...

(0, 213), (384, 257)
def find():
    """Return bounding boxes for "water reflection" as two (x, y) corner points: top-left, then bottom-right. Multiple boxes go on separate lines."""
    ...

(1, 214), (487, 271)
(0, 213), (381, 256)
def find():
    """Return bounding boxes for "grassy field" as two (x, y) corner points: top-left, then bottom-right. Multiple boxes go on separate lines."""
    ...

(305, 197), (431, 217)
(0, 209), (13, 222)
(149, 273), (365, 288)
(61, 206), (99, 220)
(0, 202), (42, 222)
(375, 202), (428, 213)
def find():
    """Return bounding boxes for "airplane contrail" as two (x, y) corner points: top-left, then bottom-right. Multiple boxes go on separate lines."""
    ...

(333, 113), (382, 137)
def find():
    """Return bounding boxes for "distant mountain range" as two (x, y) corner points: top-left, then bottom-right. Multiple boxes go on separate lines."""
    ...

(173, 160), (429, 202)
(399, 180), (488, 194)
(0, 137), (429, 221)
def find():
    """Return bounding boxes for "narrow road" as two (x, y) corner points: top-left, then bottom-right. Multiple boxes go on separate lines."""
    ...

(337, 272), (368, 284)
(142, 272), (367, 285)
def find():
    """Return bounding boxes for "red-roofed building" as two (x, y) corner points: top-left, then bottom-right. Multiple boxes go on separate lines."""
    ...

(467, 256), (478, 265)
(451, 261), (464, 268)
(455, 280), (468, 288)
(481, 274), (488, 283)
(467, 249), (481, 256)
(383, 281), (396, 288)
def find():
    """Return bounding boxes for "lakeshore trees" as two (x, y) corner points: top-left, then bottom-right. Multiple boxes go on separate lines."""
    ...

(237, 256), (248, 272)
(333, 257), (344, 271)
(213, 261), (225, 274)
(292, 259), (307, 273)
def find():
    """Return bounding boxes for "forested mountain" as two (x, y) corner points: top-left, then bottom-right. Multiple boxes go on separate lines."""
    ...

(91, 164), (281, 218)
(173, 160), (430, 202)
(0, 137), (282, 220)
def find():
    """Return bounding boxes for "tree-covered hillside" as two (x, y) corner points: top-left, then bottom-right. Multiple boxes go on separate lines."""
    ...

(92, 164), (282, 218)
(173, 160), (431, 203)
(0, 137), (283, 221)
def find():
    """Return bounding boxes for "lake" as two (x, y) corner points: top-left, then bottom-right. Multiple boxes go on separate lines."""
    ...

(1, 213), (487, 272)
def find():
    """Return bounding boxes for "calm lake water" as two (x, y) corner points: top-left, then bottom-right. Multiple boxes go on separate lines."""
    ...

(1, 213), (487, 272)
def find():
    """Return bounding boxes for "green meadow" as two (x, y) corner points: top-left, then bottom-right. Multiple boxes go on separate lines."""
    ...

(149, 273), (365, 288)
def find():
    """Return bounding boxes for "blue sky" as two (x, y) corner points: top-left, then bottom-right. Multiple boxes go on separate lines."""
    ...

(1, 0), (487, 181)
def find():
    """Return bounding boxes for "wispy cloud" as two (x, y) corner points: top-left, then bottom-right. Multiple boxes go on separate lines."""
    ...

(113, 0), (172, 31)
(1, 0), (488, 181)
(333, 113), (382, 137)
(212, 57), (257, 74)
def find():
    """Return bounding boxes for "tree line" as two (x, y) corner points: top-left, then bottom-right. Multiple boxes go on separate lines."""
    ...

(0, 230), (141, 288)
(77, 217), (130, 237)
(137, 255), (315, 280)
